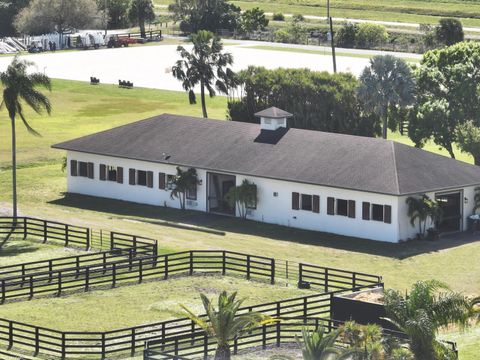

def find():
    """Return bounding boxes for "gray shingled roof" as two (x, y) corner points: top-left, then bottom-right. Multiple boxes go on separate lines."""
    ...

(254, 107), (293, 118)
(52, 114), (480, 196)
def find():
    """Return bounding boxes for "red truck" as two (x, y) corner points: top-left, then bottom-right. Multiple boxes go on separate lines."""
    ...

(107, 35), (137, 48)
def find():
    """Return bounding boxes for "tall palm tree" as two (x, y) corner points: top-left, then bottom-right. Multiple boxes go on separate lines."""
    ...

(357, 55), (415, 139)
(0, 56), (51, 218)
(383, 280), (475, 360)
(181, 291), (274, 360)
(172, 30), (236, 118)
(170, 167), (199, 210)
(406, 195), (442, 237)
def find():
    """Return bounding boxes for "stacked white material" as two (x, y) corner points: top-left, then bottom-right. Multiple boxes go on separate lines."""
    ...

(0, 41), (17, 54)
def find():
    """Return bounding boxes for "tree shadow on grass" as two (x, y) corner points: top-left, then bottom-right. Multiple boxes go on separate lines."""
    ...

(0, 242), (41, 259)
(49, 193), (480, 260)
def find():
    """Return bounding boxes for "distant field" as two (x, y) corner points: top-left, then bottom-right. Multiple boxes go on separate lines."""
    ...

(154, 0), (480, 27)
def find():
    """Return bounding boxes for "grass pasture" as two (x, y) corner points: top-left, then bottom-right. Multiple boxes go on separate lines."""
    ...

(154, 0), (480, 27)
(0, 79), (479, 358)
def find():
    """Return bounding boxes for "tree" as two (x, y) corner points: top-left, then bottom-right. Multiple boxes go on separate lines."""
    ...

(172, 30), (236, 118)
(170, 167), (199, 210)
(298, 327), (356, 360)
(436, 18), (464, 46)
(238, 7), (268, 34)
(168, 0), (240, 34)
(128, 0), (155, 38)
(225, 179), (257, 219)
(406, 195), (442, 238)
(357, 55), (416, 139)
(356, 23), (388, 48)
(410, 42), (480, 158)
(181, 291), (274, 360)
(456, 120), (480, 165)
(0, 56), (51, 219)
(336, 22), (358, 48)
(0, 0), (30, 36)
(229, 66), (381, 137)
(384, 280), (476, 360)
(97, 0), (131, 29)
(15, 0), (100, 37)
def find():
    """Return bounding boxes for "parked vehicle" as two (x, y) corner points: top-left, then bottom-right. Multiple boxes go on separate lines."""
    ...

(107, 35), (137, 48)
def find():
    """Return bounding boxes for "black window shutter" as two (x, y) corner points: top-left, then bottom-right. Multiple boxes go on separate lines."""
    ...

(70, 160), (77, 176)
(147, 171), (154, 188)
(327, 197), (335, 215)
(129, 169), (136, 185)
(158, 172), (166, 189)
(292, 192), (300, 210)
(87, 162), (94, 179)
(312, 195), (320, 213)
(99, 164), (106, 181)
(384, 205), (392, 224)
(348, 200), (356, 218)
(362, 202), (370, 220)
(117, 167), (124, 184)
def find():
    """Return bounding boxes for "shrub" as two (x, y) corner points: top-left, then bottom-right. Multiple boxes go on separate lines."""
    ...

(292, 14), (304, 22)
(274, 28), (292, 43)
(436, 18), (464, 46)
(336, 22), (358, 48)
(356, 23), (388, 48)
(272, 12), (285, 21)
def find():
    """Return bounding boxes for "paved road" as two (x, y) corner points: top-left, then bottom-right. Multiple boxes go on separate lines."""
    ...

(0, 40), (419, 91)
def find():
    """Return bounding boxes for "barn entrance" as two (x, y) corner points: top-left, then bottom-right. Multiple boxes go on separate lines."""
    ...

(207, 172), (236, 216)
(435, 191), (462, 233)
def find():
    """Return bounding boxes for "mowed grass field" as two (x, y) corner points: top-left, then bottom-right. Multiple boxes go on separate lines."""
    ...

(154, 0), (480, 27)
(0, 79), (479, 358)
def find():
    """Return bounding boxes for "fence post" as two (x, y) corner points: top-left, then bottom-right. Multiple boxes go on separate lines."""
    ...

(271, 259), (275, 284)
(29, 275), (34, 298)
(61, 333), (66, 360)
(352, 272), (357, 291)
(164, 255), (169, 279)
(189, 251), (194, 275)
(139, 258), (143, 283)
(1, 280), (5, 304)
(129, 248), (133, 270)
(303, 297), (308, 321)
(276, 321), (281, 348)
(101, 333), (106, 359)
(48, 260), (53, 282)
(8, 321), (13, 349)
(103, 253), (107, 274)
(262, 324), (267, 349)
(133, 236), (137, 256)
(233, 337), (238, 355)
(112, 263), (117, 288)
(131, 328), (136, 357)
(324, 268), (329, 293)
(65, 224), (69, 247)
(298, 263), (303, 287)
(86, 229), (90, 250)
(85, 267), (90, 292)
(43, 220), (47, 243)
(152, 243), (158, 268)
(203, 333), (208, 360)
(246, 255), (251, 280)
(57, 272), (62, 296)
(76, 256), (80, 278)
(222, 251), (226, 275)
(35, 327), (40, 355)
(110, 232), (114, 250)
(23, 217), (27, 239)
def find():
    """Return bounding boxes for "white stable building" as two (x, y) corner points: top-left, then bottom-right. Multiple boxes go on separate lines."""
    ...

(53, 107), (480, 242)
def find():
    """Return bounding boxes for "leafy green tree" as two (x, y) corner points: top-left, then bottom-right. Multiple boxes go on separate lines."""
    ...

(228, 66), (381, 137)
(357, 55), (415, 139)
(0, 56), (51, 218)
(356, 23), (388, 48)
(436, 18), (464, 46)
(384, 280), (475, 360)
(128, 0), (155, 38)
(168, 0), (240, 34)
(239, 7), (268, 34)
(173, 30), (236, 118)
(97, 0), (131, 29)
(181, 291), (274, 360)
(456, 120), (480, 165)
(15, 0), (100, 37)
(170, 167), (199, 210)
(297, 327), (356, 360)
(336, 22), (358, 48)
(410, 42), (480, 158)
(225, 179), (257, 219)
(406, 195), (442, 237)
(0, 0), (30, 36)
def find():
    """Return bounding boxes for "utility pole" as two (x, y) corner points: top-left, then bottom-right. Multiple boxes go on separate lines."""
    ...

(327, 0), (330, 19)
(329, 17), (337, 73)
(104, 0), (108, 38)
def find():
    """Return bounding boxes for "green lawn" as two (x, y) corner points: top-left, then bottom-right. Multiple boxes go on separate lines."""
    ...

(155, 0), (480, 27)
(0, 79), (479, 358)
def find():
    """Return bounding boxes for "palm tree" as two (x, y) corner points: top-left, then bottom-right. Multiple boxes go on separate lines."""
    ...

(170, 167), (199, 210)
(181, 291), (274, 360)
(128, 0), (155, 38)
(383, 280), (476, 360)
(357, 55), (415, 139)
(172, 30), (236, 118)
(225, 179), (258, 219)
(406, 195), (442, 237)
(0, 56), (51, 219)
(298, 327), (356, 360)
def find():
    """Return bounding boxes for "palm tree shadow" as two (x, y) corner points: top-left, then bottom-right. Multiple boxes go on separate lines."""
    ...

(49, 194), (479, 260)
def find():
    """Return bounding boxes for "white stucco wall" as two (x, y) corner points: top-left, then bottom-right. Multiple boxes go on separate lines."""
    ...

(66, 151), (403, 242)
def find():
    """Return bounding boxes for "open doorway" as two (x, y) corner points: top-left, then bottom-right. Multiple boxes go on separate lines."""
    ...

(207, 172), (236, 216)
(435, 191), (462, 233)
